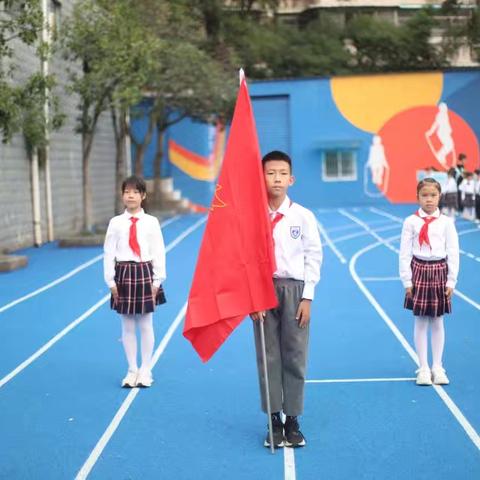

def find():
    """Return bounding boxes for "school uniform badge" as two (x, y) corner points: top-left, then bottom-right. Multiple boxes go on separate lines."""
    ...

(290, 226), (301, 239)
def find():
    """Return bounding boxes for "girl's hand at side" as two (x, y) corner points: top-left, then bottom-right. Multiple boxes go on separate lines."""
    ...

(110, 285), (119, 303)
(405, 287), (413, 298)
(445, 287), (454, 300)
(152, 285), (159, 299)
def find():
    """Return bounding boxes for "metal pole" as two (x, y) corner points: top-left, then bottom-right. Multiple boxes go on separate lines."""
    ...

(259, 318), (275, 454)
(42, 0), (54, 241)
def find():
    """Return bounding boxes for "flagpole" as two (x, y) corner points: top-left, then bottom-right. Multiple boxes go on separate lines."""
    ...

(239, 68), (274, 454)
(259, 318), (275, 454)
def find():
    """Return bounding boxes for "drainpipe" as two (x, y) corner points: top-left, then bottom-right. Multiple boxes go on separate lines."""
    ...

(42, 0), (54, 241)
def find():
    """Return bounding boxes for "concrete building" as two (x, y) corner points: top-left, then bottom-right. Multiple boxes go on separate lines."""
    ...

(0, 1), (117, 252)
(229, 0), (479, 67)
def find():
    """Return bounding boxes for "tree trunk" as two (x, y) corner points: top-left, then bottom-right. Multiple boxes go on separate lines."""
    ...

(153, 129), (165, 205)
(82, 132), (94, 232)
(133, 113), (156, 177)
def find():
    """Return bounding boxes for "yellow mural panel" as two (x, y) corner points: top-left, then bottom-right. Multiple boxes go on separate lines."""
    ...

(331, 72), (443, 133)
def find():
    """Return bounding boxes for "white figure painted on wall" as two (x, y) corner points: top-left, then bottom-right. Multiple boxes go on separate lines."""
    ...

(425, 102), (456, 169)
(364, 134), (389, 197)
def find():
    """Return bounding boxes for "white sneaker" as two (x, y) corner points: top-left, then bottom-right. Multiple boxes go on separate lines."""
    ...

(121, 370), (138, 388)
(415, 368), (432, 386)
(136, 371), (153, 388)
(431, 367), (450, 385)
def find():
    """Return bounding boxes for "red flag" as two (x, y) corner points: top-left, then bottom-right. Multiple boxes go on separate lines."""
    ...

(183, 76), (278, 362)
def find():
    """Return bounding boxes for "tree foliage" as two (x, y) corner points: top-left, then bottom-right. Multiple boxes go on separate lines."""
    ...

(0, 0), (63, 148)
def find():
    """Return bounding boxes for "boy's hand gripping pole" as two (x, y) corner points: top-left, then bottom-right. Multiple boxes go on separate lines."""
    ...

(259, 319), (275, 454)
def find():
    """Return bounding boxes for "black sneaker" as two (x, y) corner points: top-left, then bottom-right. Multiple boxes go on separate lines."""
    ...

(284, 416), (306, 447)
(264, 413), (284, 448)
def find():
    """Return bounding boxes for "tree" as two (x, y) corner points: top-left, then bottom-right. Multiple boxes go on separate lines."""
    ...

(62, 0), (156, 228)
(127, 1), (235, 204)
(0, 0), (46, 143)
(61, 1), (118, 231)
(346, 9), (446, 72)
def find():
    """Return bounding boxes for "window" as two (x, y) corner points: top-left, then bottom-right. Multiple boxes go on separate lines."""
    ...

(322, 150), (357, 182)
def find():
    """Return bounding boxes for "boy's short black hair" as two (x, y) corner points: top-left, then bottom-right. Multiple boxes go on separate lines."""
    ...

(262, 150), (292, 171)
(458, 153), (467, 161)
(122, 175), (146, 194)
(447, 167), (456, 176)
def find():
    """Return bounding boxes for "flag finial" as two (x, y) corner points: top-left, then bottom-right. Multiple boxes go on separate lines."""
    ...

(239, 68), (245, 85)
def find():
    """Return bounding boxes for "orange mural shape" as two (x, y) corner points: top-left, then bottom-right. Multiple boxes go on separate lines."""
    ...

(331, 73), (443, 133)
(378, 105), (479, 203)
(168, 124), (226, 182)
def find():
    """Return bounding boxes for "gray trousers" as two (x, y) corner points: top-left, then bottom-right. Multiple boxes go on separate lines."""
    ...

(253, 278), (309, 417)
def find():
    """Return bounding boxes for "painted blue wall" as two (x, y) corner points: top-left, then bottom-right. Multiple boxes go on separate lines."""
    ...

(167, 118), (216, 206)
(131, 69), (480, 209)
(250, 78), (379, 209)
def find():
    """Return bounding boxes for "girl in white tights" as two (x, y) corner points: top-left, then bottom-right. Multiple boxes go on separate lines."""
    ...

(399, 178), (459, 385)
(104, 176), (166, 388)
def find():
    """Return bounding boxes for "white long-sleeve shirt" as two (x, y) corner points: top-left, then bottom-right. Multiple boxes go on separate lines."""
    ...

(103, 209), (166, 288)
(441, 177), (457, 194)
(459, 179), (475, 200)
(269, 196), (323, 300)
(399, 208), (459, 289)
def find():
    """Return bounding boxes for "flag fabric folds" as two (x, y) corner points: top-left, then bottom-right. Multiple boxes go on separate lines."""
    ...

(183, 77), (278, 362)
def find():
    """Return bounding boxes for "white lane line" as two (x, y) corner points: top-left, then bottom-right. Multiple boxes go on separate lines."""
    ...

(350, 236), (480, 451)
(0, 295), (109, 389)
(369, 207), (402, 223)
(306, 377), (415, 384)
(0, 254), (104, 314)
(280, 413), (296, 480)
(334, 223), (400, 243)
(339, 209), (398, 254)
(324, 219), (392, 234)
(454, 290), (480, 311)
(316, 218), (347, 264)
(0, 217), (207, 390)
(360, 277), (401, 282)
(160, 215), (181, 228)
(75, 302), (188, 480)
(0, 216), (183, 315)
(284, 447), (296, 480)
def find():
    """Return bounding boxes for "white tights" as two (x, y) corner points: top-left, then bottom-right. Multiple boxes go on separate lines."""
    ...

(121, 313), (154, 373)
(414, 316), (445, 370)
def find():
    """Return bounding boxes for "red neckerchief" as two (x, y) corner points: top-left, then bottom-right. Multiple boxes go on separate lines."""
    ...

(270, 199), (293, 231)
(415, 210), (438, 249)
(129, 217), (141, 259)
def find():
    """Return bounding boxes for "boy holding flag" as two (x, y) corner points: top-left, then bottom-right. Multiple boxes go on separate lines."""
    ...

(183, 72), (322, 451)
(251, 151), (322, 448)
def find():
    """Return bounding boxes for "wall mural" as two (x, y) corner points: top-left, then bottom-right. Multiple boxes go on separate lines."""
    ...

(331, 73), (479, 202)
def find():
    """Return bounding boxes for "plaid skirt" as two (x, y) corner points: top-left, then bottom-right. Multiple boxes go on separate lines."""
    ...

(463, 193), (475, 208)
(111, 261), (166, 315)
(442, 192), (458, 209)
(404, 257), (451, 317)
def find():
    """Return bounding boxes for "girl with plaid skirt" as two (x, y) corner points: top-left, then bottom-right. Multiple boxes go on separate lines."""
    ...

(104, 176), (166, 388)
(399, 178), (459, 386)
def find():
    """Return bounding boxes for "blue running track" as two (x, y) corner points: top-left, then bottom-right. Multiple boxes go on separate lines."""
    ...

(0, 207), (479, 479)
